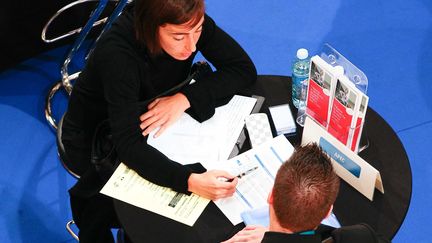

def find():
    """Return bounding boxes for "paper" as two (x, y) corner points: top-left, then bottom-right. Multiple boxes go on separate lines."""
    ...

(327, 76), (364, 148)
(306, 56), (337, 128)
(245, 113), (273, 148)
(302, 117), (384, 201)
(203, 135), (295, 224)
(100, 163), (210, 226)
(147, 95), (257, 164)
(269, 104), (296, 135)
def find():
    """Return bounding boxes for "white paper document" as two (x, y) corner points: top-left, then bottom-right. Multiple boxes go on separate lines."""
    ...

(203, 135), (295, 225)
(269, 104), (296, 135)
(100, 163), (210, 226)
(147, 95), (257, 164)
(302, 117), (384, 201)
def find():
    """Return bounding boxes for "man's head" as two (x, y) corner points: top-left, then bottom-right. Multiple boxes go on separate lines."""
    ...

(269, 143), (340, 232)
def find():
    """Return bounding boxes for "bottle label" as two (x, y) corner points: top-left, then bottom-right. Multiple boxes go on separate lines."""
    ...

(292, 75), (308, 108)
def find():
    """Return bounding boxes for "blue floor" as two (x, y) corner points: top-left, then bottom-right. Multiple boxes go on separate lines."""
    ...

(1, 1), (431, 242)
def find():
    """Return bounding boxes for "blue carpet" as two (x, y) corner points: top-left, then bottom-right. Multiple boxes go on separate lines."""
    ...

(0, 0), (431, 242)
(394, 122), (432, 242)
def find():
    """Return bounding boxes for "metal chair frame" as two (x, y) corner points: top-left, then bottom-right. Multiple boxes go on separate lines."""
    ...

(42, 1), (130, 240)
(66, 219), (126, 242)
(66, 220), (80, 241)
(42, 0), (131, 130)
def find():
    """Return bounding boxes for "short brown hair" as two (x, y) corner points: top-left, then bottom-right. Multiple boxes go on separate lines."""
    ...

(134, 0), (205, 55)
(272, 143), (340, 232)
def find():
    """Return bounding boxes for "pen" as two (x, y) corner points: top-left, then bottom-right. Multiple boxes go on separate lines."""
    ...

(227, 166), (259, 182)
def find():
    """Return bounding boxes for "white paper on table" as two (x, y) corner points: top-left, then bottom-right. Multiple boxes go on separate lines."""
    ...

(100, 163), (210, 226)
(147, 95), (257, 165)
(269, 104), (296, 135)
(204, 135), (295, 224)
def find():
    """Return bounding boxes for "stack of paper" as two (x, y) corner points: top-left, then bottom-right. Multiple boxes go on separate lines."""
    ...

(147, 95), (257, 165)
(269, 104), (296, 135)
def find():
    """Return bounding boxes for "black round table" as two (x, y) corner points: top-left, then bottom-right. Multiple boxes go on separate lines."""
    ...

(114, 75), (412, 242)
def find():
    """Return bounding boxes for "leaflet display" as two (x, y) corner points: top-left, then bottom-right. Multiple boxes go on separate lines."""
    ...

(304, 44), (369, 153)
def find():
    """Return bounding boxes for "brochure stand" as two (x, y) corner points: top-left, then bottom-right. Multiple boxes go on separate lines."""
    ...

(302, 44), (383, 200)
(319, 43), (368, 94)
(320, 44), (369, 153)
(304, 44), (369, 153)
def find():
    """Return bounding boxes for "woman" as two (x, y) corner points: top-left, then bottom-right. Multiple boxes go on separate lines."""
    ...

(62, 0), (257, 242)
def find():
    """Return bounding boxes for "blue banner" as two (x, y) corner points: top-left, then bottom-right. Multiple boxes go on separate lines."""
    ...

(319, 137), (361, 178)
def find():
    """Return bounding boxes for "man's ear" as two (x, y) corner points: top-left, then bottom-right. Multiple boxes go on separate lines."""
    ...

(267, 187), (274, 204)
(324, 205), (333, 219)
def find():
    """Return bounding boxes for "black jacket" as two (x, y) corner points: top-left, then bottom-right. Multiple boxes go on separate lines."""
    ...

(261, 224), (391, 243)
(63, 5), (256, 197)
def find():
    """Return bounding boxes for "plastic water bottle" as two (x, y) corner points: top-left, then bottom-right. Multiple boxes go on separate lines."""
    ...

(296, 78), (308, 126)
(291, 48), (310, 108)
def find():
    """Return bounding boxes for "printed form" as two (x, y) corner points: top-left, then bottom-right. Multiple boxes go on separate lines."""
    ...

(147, 95), (257, 164)
(203, 135), (295, 225)
(100, 163), (210, 226)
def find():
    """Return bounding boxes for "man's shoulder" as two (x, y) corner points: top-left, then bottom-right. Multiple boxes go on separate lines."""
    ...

(261, 231), (322, 243)
(319, 223), (391, 243)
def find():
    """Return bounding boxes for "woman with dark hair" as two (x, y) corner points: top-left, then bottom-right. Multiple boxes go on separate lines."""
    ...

(62, 0), (256, 242)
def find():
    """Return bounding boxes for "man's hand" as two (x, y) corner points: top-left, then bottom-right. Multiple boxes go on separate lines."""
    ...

(140, 93), (190, 138)
(221, 225), (268, 243)
(188, 170), (238, 200)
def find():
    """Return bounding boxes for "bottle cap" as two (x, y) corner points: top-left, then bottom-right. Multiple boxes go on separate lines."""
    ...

(296, 48), (308, 60)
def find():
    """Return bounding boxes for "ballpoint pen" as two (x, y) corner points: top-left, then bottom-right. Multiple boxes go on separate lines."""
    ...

(226, 166), (259, 182)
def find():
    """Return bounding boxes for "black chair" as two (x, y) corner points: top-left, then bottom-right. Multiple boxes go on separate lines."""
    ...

(66, 219), (127, 242)
(42, 1), (130, 240)
(43, 0), (131, 176)
(42, 0), (131, 131)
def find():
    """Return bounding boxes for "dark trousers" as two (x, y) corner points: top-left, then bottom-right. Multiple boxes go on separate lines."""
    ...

(70, 192), (130, 243)
(64, 133), (129, 243)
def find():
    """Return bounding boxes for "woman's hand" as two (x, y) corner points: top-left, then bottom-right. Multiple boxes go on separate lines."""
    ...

(140, 92), (190, 138)
(188, 170), (238, 200)
(221, 225), (268, 243)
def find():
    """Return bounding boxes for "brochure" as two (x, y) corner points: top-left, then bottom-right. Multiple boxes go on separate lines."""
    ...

(327, 76), (361, 146)
(350, 94), (369, 152)
(305, 55), (369, 152)
(305, 55), (337, 128)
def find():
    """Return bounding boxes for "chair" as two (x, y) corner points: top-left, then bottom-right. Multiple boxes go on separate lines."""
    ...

(66, 219), (127, 242)
(56, 115), (81, 178)
(66, 220), (79, 241)
(42, 0), (131, 131)
(41, 0), (130, 240)
(43, 0), (130, 176)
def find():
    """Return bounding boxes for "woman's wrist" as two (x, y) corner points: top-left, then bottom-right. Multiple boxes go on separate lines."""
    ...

(187, 173), (197, 193)
(175, 92), (191, 111)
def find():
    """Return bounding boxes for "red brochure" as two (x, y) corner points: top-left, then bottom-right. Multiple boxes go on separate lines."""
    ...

(305, 56), (336, 128)
(327, 77), (361, 146)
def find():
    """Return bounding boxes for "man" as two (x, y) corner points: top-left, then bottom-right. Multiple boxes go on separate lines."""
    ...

(223, 143), (390, 243)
